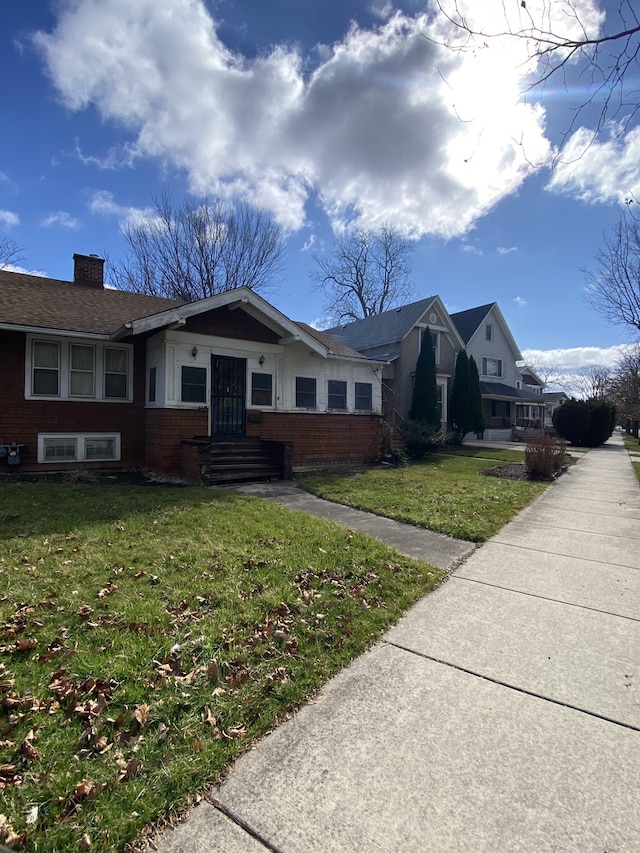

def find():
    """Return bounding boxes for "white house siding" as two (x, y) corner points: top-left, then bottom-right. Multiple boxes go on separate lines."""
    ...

(147, 330), (382, 416)
(466, 308), (519, 386)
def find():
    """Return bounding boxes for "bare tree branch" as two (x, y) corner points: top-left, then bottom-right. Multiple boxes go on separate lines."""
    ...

(312, 227), (416, 323)
(583, 209), (640, 333)
(108, 192), (286, 301)
(0, 235), (25, 270)
(432, 1), (640, 158)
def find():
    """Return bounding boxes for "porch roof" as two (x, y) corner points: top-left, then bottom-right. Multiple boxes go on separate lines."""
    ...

(480, 382), (544, 403)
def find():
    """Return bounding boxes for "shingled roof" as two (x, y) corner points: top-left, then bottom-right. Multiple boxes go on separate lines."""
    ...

(323, 297), (438, 351)
(295, 322), (370, 360)
(0, 269), (185, 337)
(449, 303), (494, 345)
(479, 382), (542, 402)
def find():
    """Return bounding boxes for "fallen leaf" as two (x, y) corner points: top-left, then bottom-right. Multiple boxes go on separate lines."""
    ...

(134, 704), (150, 727)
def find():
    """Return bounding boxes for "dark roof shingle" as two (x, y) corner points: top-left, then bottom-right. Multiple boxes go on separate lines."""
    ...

(0, 270), (185, 336)
(323, 297), (437, 350)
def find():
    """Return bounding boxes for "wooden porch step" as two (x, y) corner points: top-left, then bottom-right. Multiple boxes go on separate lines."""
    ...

(198, 437), (287, 485)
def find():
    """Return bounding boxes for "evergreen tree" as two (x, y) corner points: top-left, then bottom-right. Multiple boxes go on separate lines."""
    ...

(468, 355), (486, 434)
(450, 350), (471, 434)
(408, 328), (440, 427)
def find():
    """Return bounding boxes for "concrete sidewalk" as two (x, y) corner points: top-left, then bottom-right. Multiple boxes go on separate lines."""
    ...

(151, 434), (640, 853)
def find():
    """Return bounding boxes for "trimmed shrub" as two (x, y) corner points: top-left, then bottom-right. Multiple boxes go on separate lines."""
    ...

(525, 435), (566, 480)
(586, 398), (616, 446)
(401, 420), (444, 459)
(553, 397), (616, 447)
(552, 398), (590, 445)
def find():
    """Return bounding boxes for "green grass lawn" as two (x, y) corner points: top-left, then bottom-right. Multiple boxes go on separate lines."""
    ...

(437, 447), (526, 462)
(300, 455), (548, 542)
(0, 482), (446, 852)
(622, 432), (640, 453)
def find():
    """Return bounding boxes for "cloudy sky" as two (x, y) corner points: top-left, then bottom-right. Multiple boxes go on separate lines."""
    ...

(2, 0), (639, 379)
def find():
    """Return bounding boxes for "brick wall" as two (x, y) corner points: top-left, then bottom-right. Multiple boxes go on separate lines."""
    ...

(144, 408), (208, 476)
(246, 411), (383, 470)
(0, 331), (148, 473)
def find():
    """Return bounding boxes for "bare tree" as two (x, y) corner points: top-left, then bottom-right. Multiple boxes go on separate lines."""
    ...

(584, 210), (640, 334)
(312, 227), (416, 323)
(433, 1), (640, 151)
(608, 343), (640, 434)
(568, 363), (613, 399)
(108, 193), (286, 301)
(523, 357), (564, 389)
(0, 234), (24, 270)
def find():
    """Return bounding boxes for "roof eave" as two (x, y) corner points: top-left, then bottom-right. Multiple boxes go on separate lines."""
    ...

(1, 322), (110, 340)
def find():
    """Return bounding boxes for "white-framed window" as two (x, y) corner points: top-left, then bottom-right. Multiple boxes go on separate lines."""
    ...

(27, 336), (132, 401)
(295, 376), (316, 409)
(104, 348), (128, 399)
(251, 372), (273, 406)
(38, 433), (121, 463)
(436, 383), (444, 421)
(482, 357), (503, 378)
(70, 344), (96, 397)
(327, 379), (347, 410)
(32, 340), (60, 396)
(355, 382), (373, 411)
(181, 366), (207, 403)
(485, 323), (493, 342)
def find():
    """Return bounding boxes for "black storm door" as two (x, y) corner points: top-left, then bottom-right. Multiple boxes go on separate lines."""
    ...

(211, 355), (246, 435)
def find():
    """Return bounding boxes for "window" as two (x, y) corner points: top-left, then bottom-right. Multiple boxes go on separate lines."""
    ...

(104, 348), (128, 398)
(436, 384), (444, 421)
(181, 366), (207, 403)
(85, 437), (118, 460)
(251, 372), (273, 406)
(327, 379), (347, 409)
(148, 366), (156, 403)
(423, 329), (440, 364)
(43, 437), (76, 461)
(482, 357), (503, 378)
(28, 337), (132, 401)
(355, 382), (373, 411)
(295, 377), (316, 408)
(32, 341), (60, 396)
(70, 344), (95, 397)
(515, 379), (522, 389)
(485, 324), (493, 342)
(38, 433), (121, 463)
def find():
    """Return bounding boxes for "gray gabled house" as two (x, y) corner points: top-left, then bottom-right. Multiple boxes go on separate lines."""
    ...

(450, 303), (545, 439)
(325, 296), (465, 426)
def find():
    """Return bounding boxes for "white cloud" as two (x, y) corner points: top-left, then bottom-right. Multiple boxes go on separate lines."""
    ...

(41, 210), (81, 230)
(498, 246), (517, 255)
(547, 124), (640, 204)
(88, 190), (156, 228)
(513, 296), (527, 308)
(522, 344), (633, 372)
(4, 264), (46, 276)
(0, 210), (20, 227)
(34, 0), (553, 236)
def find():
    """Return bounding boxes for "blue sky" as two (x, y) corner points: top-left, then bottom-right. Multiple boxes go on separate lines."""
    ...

(2, 1), (638, 383)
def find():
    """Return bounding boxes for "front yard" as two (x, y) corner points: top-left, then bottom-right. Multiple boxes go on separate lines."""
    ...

(0, 454), (549, 850)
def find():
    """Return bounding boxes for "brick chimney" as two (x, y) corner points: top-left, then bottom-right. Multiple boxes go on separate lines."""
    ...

(73, 253), (104, 289)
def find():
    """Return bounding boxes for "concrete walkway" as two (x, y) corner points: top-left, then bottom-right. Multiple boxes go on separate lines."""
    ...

(151, 434), (640, 853)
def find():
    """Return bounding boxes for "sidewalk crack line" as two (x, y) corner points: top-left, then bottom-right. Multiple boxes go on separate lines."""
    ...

(385, 641), (640, 733)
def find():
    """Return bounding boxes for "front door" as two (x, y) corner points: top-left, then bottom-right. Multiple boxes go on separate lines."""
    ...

(211, 355), (246, 435)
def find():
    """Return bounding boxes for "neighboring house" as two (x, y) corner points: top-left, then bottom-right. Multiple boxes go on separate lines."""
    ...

(450, 303), (544, 440)
(324, 297), (465, 427)
(0, 254), (384, 481)
(543, 391), (570, 429)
